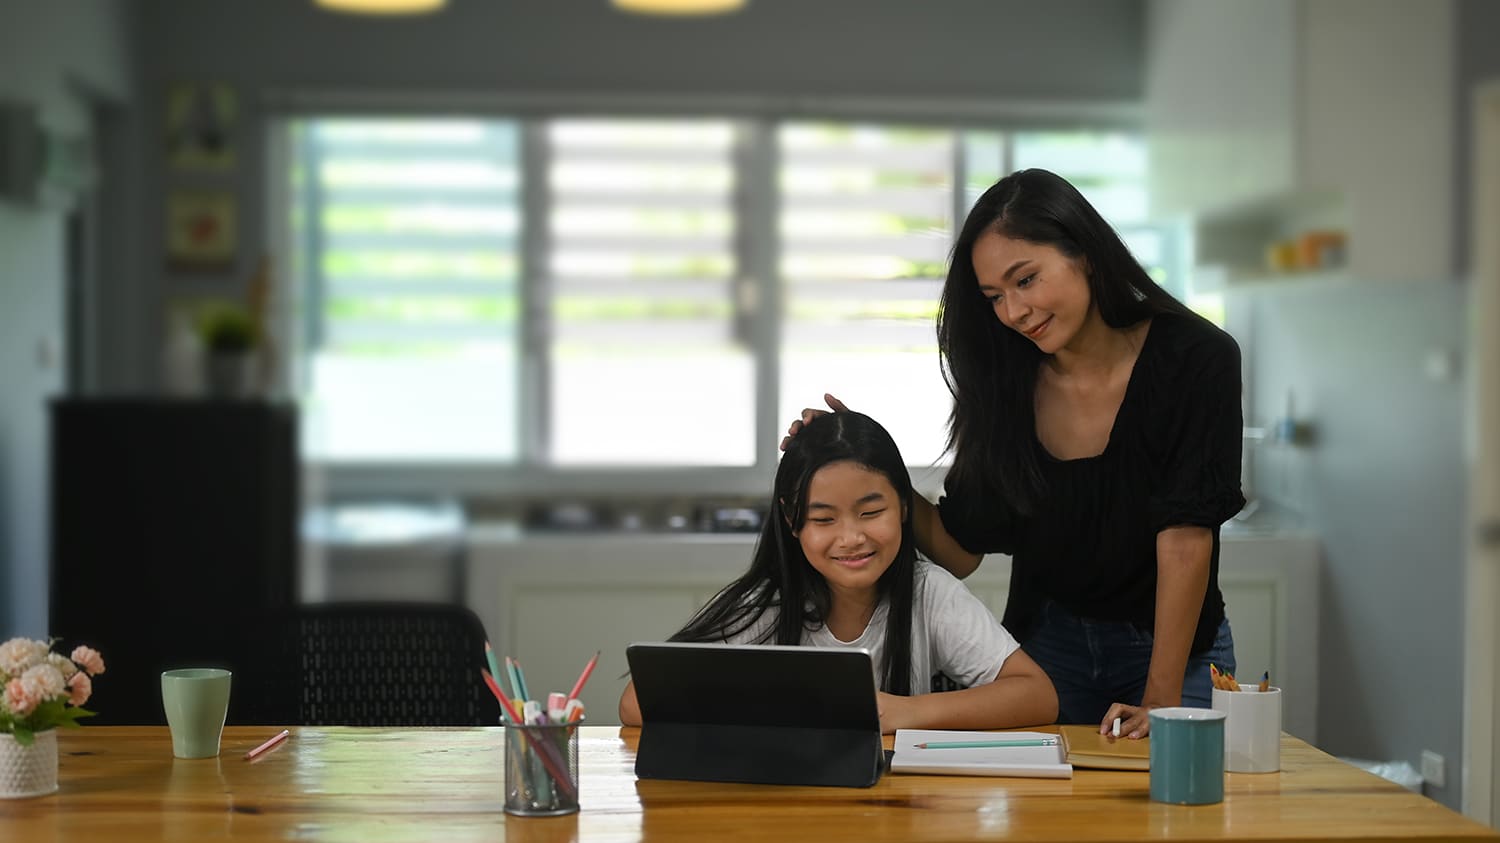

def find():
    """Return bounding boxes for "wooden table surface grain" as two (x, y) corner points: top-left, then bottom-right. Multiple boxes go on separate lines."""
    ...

(0, 725), (1493, 842)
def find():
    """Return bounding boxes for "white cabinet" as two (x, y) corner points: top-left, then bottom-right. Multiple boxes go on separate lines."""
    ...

(1146, 0), (1455, 283)
(468, 527), (1320, 741)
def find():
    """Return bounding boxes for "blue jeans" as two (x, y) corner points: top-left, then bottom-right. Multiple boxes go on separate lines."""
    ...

(1021, 600), (1237, 725)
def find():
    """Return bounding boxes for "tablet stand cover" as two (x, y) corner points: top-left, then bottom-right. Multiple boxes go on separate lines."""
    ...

(627, 643), (885, 788)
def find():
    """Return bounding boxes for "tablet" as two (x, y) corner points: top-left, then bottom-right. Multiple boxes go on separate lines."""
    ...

(625, 642), (885, 788)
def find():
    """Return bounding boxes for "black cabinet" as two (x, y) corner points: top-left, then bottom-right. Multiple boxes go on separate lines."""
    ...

(49, 399), (298, 725)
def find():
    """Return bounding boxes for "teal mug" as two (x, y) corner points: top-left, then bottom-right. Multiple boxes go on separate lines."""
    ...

(1148, 707), (1226, 805)
(161, 668), (233, 759)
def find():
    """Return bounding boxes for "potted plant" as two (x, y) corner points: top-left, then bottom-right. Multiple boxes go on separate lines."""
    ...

(0, 638), (106, 798)
(198, 303), (257, 397)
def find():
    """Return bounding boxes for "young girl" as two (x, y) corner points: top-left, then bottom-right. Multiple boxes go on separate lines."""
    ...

(619, 411), (1057, 733)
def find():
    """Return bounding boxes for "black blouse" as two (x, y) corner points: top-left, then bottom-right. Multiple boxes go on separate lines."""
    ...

(937, 312), (1246, 655)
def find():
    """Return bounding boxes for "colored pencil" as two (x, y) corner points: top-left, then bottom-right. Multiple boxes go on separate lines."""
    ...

(244, 729), (290, 760)
(914, 739), (1058, 749)
(484, 642), (503, 692)
(567, 650), (601, 701)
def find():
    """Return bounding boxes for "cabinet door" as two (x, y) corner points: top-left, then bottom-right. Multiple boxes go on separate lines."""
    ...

(512, 583), (707, 725)
(1146, 0), (1297, 218)
(1220, 579), (1277, 694)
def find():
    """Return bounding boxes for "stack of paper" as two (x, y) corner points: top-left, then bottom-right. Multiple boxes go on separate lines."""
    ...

(889, 730), (1072, 779)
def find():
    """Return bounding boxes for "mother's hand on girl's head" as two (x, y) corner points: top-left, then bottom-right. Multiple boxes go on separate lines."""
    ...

(779, 393), (852, 451)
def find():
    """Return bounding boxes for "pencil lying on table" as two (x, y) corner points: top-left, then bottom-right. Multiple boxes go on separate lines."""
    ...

(915, 738), (1058, 749)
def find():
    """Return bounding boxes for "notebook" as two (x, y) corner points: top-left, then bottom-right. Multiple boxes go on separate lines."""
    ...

(889, 730), (1073, 778)
(1056, 724), (1151, 771)
(626, 642), (885, 788)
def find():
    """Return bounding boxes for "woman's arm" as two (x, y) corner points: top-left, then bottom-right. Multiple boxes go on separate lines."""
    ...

(876, 648), (1058, 734)
(619, 679), (642, 726)
(911, 494), (983, 579)
(1101, 525), (1213, 737)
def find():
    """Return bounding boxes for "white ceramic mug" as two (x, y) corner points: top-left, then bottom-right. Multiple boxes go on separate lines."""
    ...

(1211, 683), (1282, 773)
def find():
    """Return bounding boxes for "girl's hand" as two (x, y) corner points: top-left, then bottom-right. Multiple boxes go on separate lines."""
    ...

(779, 393), (850, 451)
(876, 691), (913, 735)
(1100, 702), (1153, 739)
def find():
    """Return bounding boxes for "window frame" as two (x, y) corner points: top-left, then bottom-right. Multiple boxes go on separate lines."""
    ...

(264, 93), (1144, 499)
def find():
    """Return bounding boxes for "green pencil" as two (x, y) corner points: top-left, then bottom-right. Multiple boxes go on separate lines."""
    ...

(914, 738), (1059, 749)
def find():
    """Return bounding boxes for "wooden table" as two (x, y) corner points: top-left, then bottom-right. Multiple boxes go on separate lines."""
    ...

(0, 726), (1494, 842)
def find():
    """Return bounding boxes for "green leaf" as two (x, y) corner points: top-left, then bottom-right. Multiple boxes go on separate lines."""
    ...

(11, 726), (33, 746)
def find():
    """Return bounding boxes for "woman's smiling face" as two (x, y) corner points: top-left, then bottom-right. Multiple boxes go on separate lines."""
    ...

(795, 460), (904, 598)
(971, 230), (1094, 353)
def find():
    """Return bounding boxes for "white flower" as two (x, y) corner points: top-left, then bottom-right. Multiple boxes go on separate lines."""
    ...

(48, 653), (79, 680)
(0, 638), (48, 677)
(21, 662), (67, 701)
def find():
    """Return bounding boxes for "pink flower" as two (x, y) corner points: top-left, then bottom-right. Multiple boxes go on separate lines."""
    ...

(71, 645), (105, 677)
(4, 677), (39, 717)
(66, 671), (92, 707)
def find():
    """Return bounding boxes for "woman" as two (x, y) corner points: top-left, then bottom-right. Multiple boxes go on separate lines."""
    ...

(784, 169), (1244, 737)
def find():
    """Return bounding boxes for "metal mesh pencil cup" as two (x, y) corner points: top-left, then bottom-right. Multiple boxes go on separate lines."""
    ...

(503, 720), (581, 817)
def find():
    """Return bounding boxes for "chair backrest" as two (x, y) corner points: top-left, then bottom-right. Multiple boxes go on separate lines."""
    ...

(244, 602), (501, 727)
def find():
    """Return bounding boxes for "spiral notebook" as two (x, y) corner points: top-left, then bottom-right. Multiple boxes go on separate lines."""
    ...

(889, 730), (1073, 779)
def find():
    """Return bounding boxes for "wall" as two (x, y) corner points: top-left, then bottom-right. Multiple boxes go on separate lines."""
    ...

(0, 0), (134, 637)
(1456, 0), (1500, 274)
(123, 0), (1145, 389)
(1235, 279), (1467, 809)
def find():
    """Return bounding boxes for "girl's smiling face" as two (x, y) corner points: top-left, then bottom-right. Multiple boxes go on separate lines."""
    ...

(795, 460), (905, 598)
(971, 230), (1095, 353)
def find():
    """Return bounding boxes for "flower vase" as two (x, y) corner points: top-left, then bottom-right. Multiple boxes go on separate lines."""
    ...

(0, 730), (59, 798)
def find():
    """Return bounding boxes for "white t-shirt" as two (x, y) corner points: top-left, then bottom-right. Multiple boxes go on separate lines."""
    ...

(722, 560), (1021, 694)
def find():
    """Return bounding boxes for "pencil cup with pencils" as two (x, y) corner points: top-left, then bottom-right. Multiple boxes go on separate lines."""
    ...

(504, 720), (582, 817)
(1211, 683), (1281, 773)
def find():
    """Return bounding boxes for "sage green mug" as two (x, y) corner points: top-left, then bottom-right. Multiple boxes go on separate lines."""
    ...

(1148, 707), (1226, 805)
(161, 668), (232, 759)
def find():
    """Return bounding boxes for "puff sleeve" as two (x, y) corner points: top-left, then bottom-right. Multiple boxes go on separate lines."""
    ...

(936, 474), (1019, 556)
(1146, 328), (1247, 532)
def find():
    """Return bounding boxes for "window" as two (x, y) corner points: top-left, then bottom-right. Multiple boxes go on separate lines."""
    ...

(546, 119), (752, 466)
(280, 115), (1165, 481)
(778, 123), (955, 467)
(287, 119), (522, 462)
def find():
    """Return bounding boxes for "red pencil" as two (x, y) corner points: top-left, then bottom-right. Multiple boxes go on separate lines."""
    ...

(567, 650), (601, 701)
(244, 729), (290, 761)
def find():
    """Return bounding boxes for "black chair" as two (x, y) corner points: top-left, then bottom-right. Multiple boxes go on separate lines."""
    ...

(242, 602), (501, 727)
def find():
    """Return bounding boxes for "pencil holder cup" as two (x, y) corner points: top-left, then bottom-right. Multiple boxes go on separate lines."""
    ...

(503, 720), (581, 817)
(1212, 684), (1282, 773)
(1149, 707), (1225, 805)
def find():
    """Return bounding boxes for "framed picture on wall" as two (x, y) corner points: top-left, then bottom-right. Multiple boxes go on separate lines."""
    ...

(165, 190), (237, 272)
(165, 81), (236, 171)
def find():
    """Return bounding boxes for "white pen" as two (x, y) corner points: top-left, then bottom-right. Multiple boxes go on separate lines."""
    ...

(1112, 717), (1122, 738)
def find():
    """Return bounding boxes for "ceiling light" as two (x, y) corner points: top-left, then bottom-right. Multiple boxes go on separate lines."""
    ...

(314, 0), (447, 15)
(612, 0), (747, 15)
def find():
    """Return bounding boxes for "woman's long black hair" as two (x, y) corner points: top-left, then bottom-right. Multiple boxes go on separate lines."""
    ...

(669, 411), (917, 695)
(937, 168), (1203, 515)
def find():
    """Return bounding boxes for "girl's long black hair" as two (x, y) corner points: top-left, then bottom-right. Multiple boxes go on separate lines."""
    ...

(937, 168), (1203, 515)
(668, 411), (916, 695)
